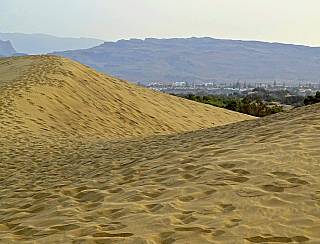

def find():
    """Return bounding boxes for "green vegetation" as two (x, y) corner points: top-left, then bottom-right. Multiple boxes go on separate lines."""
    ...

(174, 93), (284, 117)
(246, 88), (304, 106)
(304, 91), (320, 105)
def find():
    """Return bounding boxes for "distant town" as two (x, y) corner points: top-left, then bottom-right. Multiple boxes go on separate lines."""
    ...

(138, 80), (320, 97)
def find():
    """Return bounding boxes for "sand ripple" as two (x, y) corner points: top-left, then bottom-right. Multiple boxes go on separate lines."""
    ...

(1, 104), (320, 243)
(1, 56), (320, 243)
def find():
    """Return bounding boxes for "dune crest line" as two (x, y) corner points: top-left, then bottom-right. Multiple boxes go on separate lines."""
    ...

(1, 55), (319, 243)
(0, 55), (253, 139)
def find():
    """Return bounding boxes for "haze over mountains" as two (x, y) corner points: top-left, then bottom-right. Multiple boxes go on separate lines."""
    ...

(51, 37), (320, 85)
(0, 33), (104, 55)
(0, 40), (17, 57)
(2, 34), (319, 86)
(1, 55), (320, 243)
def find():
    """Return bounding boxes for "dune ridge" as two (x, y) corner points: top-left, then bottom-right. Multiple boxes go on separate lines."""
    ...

(1, 55), (320, 243)
(1, 104), (320, 243)
(0, 55), (253, 139)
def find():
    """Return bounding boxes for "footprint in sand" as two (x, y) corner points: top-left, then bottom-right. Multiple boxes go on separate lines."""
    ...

(270, 172), (310, 187)
(174, 226), (211, 233)
(237, 187), (266, 197)
(261, 184), (284, 192)
(178, 195), (195, 202)
(271, 172), (298, 178)
(245, 235), (310, 243)
(52, 224), (79, 231)
(286, 177), (309, 186)
(227, 176), (250, 183)
(107, 187), (123, 193)
(145, 203), (164, 213)
(231, 168), (251, 175)
(142, 189), (164, 199)
(224, 218), (242, 228)
(220, 204), (236, 212)
(92, 232), (133, 237)
(174, 211), (198, 224)
(218, 163), (236, 169)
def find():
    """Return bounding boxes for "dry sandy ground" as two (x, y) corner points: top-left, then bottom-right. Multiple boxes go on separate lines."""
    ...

(1, 104), (320, 243)
(1, 56), (320, 243)
(0, 55), (252, 139)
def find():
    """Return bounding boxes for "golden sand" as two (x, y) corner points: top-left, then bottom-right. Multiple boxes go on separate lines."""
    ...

(1, 55), (319, 243)
(0, 55), (252, 139)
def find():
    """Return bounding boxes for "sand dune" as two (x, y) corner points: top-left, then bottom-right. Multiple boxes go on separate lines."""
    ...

(1, 104), (320, 243)
(1, 55), (320, 243)
(0, 55), (252, 139)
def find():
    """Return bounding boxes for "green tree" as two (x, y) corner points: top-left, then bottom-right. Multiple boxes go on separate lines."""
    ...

(304, 92), (320, 105)
(226, 100), (238, 111)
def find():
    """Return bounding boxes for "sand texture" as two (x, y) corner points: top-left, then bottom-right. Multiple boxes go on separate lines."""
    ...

(1, 55), (320, 243)
(0, 55), (252, 139)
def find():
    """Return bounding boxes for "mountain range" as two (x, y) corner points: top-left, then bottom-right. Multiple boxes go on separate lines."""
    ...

(51, 37), (320, 85)
(0, 32), (104, 55)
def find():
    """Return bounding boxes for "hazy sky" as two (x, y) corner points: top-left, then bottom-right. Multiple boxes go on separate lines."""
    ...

(1, 0), (320, 46)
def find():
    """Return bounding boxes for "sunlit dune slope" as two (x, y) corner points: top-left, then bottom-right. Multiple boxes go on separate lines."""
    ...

(0, 55), (253, 139)
(1, 103), (320, 243)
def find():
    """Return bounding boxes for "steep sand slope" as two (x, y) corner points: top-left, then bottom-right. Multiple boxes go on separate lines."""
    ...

(0, 55), (253, 139)
(1, 102), (320, 243)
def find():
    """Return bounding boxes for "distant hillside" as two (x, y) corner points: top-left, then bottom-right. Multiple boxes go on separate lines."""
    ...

(0, 33), (104, 54)
(0, 39), (16, 57)
(0, 55), (253, 139)
(51, 37), (320, 85)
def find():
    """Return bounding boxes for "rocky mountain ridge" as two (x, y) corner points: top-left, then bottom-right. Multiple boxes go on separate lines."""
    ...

(51, 37), (320, 85)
